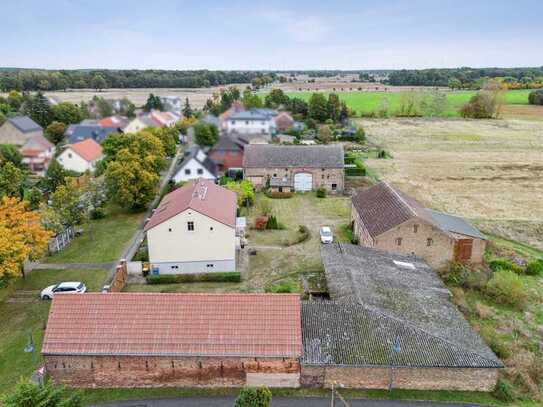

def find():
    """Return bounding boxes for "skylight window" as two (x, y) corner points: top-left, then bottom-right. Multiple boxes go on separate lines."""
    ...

(393, 260), (415, 270)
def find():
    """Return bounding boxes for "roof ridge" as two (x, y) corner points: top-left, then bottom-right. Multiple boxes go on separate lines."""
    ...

(383, 181), (417, 218)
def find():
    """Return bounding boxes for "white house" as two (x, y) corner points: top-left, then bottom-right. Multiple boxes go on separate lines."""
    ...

(226, 108), (277, 136)
(57, 138), (103, 173)
(20, 134), (55, 175)
(144, 179), (238, 274)
(123, 115), (160, 133)
(172, 146), (218, 183)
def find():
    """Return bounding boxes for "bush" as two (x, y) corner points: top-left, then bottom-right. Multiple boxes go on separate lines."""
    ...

(493, 377), (515, 402)
(441, 262), (489, 289)
(133, 245), (149, 262)
(479, 326), (511, 360)
(266, 215), (279, 230)
(235, 387), (272, 407)
(146, 272), (241, 284)
(89, 207), (106, 219)
(489, 258), (524, 274)
(283, 225), (310, 247)
(254, 216), (268, 230)
(316, 187), (326, 198)
(528, 89), (543, 105)
(345, 166), (366, 176)
(525, 259), (543, 276)
(485, 269), (527, 308)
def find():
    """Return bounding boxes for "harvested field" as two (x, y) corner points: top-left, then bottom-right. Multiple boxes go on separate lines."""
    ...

(359, 118), (543, 250)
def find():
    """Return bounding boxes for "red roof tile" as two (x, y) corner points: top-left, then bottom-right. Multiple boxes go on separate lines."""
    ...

(68, 138), (103, 162)
(42, 293), (302, 358)
(144, 178), (237, 232)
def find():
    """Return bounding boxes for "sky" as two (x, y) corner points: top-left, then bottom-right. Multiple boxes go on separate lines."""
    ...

(2, 0), (542, 70)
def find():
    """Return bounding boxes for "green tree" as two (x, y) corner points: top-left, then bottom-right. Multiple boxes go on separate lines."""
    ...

(308, 93), (329, 122)
(448, 78), (462, 90)
(2, 379), (82, 407)
(7, 90), (23, 110)
(45, 159), (69, 192)
(326, 93), (342, 122)
(105, 149), (159, 211)
(0, 161), (24, 198)
(234, 387), (272, 407)
(119, 97), (136, 117)
(0, 144), (23, 168)
(45, 121), (67, 144)
(318, 125), (332, 144)
(242, 89), (263, 109)
(0, 112), (5, 126)
(22, 92), (53, 127)
(528, 89), (543, 105)
(51, 178), (85, 226)
(265, 88), (289, 108)
(193, 122), (219, 146)
(27, 187), (44, 210)
(144, 93), (164, 112)
(148, 127), (177, 157)
(182, 97), (193, 118)
(91, 73), (107, 91)
(226, 180), (254, 207)
(52, 102), (84, 124)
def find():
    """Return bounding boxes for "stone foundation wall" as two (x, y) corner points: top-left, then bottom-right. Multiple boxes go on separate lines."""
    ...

(301, 365), (499, 391)
(44, 355), (299, 388)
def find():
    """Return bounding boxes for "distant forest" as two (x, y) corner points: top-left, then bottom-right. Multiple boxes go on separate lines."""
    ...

(0, 67), (542, 92)
(385, 67), (543, 89)
(0, 69), (276, 92)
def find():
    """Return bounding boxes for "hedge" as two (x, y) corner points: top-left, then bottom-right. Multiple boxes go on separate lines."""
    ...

(346, 167), (366, 176)
(146, 272), (241, 284)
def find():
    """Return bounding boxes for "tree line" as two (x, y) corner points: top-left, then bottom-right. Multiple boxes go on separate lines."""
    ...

(386, 67), (543, 89)
(0, 69), (278, 92)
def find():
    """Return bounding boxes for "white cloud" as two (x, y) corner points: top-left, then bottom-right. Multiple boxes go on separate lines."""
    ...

(262, 10), (330, 43)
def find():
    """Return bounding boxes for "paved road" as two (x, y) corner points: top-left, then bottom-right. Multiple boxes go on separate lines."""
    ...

(90, 396), (481, 407)
(104, 147), (183, 285)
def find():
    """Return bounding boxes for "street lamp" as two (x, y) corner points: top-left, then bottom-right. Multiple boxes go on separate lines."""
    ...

(389, 336), (401, 391)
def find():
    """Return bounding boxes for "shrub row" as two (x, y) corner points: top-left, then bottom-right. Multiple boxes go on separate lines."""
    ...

(489, 257), (543, 276)
(345, 167), (366, 176)
(146, 272), (241, 284)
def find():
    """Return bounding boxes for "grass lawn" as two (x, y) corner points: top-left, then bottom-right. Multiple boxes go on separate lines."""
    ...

(285, 89), (531, 117)
(124, 281), (242, 293)
(79, 387), (511, 406)
(0, 268), (108, 396)
(46, 205), (143, 263)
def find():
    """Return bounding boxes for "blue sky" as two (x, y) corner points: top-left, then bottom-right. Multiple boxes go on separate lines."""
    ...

(2, 0), (542, 70)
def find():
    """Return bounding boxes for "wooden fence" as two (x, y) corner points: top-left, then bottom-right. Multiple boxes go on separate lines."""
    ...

(107, 260), (128, 292)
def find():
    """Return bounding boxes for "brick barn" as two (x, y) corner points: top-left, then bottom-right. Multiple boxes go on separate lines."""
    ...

(42, 293), (302, 388)
(303, 244), (503, 391)
(243, 144), (344, 193)
(351, 182), (487, 269)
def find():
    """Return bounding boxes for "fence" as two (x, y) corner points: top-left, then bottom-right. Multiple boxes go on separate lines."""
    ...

(106, 260), (128, 292)
(48, 227), (74, 254)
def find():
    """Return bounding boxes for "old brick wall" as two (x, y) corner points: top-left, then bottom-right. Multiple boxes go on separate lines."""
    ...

(351, 204), (374, 246)
(44, 355), (299, 388)
(301, 366), (499, 391)
(244, 167), (344, 192)
(469, 237), (486, 264)
(372, 218), (455, 269)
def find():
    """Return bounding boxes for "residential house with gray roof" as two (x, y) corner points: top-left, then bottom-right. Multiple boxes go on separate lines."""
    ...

(243, 144), (344, 192)
(0, 116), (43, 146)
(300, 243), (502, 391)
(351, 181), (487, 268)
(172, 146), (218, 183)
(226, 108), (277, 137)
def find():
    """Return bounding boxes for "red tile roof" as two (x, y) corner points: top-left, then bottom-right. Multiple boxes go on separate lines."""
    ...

(68, 138), (103, 162)
(144, 178), (237, 232)
(42, 293), (302, 358)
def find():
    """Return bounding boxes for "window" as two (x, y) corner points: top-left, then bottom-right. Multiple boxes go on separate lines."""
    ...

(168, 228), (172, 232)
(427, 238), (433, 247)
(209, 227), (214, 231)
(68, 153), (72, 158)
(395, 237), (402, 246)
(197, 168), (203, 175)
(231, 120), (235, 125)
(206, 264), (214, 268)
(185, 169), (191, 175)
(321, 174), (325, 179)
(171, 265), (179, 270)
(332, 183), (337, 191)
(187, 221), (194, 231)
(413, 224), (419, 233)
(245, 121), (249, 125)
(278, 187), (283, 193)
(273, 173), (277, 177)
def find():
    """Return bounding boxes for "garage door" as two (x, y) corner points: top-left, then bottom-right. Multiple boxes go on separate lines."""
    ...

(294, 173), (313, 192)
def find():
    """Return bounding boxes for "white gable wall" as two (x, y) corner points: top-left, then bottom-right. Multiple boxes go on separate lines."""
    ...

(226, 118), (276, 135)
(172, 158), (216, 183)
(57, 148), (97, 173)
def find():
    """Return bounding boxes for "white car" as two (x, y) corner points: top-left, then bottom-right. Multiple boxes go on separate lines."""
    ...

(41, 282), (87, 300)
(320, 226), (334, 244)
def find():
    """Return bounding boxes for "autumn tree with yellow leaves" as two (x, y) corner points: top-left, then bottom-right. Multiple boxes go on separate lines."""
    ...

(0, 196), (52, 284)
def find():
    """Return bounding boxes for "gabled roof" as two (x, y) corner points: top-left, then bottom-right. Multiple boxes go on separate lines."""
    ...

(21, 134), (53, 152)
(243, 144), (344, 168)
(230, 108), (277, 121)
(67, 138), (103, 162)
(177, 146), (218, 177)
(210, 136), (243, 153)
(318, 243), (502, 368)
(42, 293), (302, 358)
(144, 178), (236, 232)
(7, 116), (42, 133)
(98, 116), (129, 129)
(65, 124), (119, 144)
(352, 182), (485, 240)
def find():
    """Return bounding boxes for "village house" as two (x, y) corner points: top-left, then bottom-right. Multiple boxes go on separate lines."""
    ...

(225, 108), (277, 136)
(64, 124), (120, 144)
(301, 243), (503, 391)
(144, 178), (238, 274)
(98, 115), (129, 129)
(56, 138), (103, 173)
(0, 116), (43, 146)
(243, 144), (344, 192)
(123, 114), (161, 133)
(160, 96), (183, 113)
(150, 110), (180, 127)
(207, 136), (244, 173)
(42, 293), (302, 388)
(219, 100), (245, 131)
(20, 134), (55, 175)
(172, 146), (218, 183)
(351, 182), (487, 269)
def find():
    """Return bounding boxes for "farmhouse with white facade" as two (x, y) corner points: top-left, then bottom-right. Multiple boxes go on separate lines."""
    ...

(172, 146), (218, 183)
(56, 138), (103, 173)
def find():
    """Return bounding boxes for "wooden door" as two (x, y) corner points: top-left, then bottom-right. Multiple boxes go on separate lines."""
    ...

(455, 239), (473, 262)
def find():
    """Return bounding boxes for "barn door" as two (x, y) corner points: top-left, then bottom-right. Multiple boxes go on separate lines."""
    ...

(455, 239), (473, 262)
